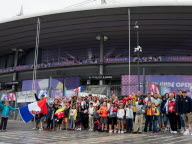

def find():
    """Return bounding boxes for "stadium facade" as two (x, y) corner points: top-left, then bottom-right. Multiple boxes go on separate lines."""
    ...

(1, 0), (192, 96)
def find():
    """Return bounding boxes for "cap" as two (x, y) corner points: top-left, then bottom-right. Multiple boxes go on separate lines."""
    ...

(49, 102), (53, 105)
(147, 92), (151, 94)
(182, 91), (187, 93)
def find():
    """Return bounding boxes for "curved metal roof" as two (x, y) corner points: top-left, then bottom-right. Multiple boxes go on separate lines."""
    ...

(1, 6), (192, 57)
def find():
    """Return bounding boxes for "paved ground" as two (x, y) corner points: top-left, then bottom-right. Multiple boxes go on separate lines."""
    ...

(1, 120), (192, 144)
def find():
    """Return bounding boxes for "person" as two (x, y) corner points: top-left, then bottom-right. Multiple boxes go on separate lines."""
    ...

(0, 100), (18, 131)
(181, 91), (192, 135)
(55, 105), (65, 130)
(161, 94), (169, 131)
(117, 104), (125, 133)
(151, 102), (160, 134)
(93, 106), (100, 131)
(133, 98), (145, 134)
(144, 101), (152, 132)
(125, 99), (133, 133)
(153, 93), (162, 131)
(69, 104), (77, 129)
(46, 102), (54, 130)
(144, 93), (154, 103)
(131, 93), (137, 122)
(88, 102), (94, 131)
(176, 90), (185, 133)
(108, 102), (117, 133)
(166, 93), (177, 134)
(63, 103), (70, 130)
(97, 102), (108, 132)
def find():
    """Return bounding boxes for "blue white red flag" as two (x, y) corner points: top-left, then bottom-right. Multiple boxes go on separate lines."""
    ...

(19, 98), (48, 123)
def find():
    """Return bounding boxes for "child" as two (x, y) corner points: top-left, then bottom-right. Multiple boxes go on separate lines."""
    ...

(93, 106), (100, 131)
(88, 102), (94, 131)
(144, 101), (152, 132)
(133, 98), (145, 134)
(0, 100), (18, 131)
(117, 104), (125, 133)
(151, 102), (160, 134)
(55, 105), (65, 130)
(97, 102), (108, 132)
(69, 104), (77, 129)
(108, 102), (117, 133)
(125, 100), (133, 133)
(63, 103), (70, 130)
(46, 102), (54, 130)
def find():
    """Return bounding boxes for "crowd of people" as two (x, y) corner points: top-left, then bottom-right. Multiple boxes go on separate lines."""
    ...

(26, 90), (192, 135)
(0, 90), (192, 135)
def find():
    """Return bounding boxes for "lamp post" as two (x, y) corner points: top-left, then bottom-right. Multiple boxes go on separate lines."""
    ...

(134, 21), (142, 91)
(96, 35), (108, 85)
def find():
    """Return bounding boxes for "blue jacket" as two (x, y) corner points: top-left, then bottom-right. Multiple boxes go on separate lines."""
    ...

(182, 96), (192, 114)
(0, 101), (17, 117)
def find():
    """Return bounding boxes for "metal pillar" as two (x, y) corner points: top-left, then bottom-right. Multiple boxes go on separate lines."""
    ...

(143, 67), (146, 94)
(99, 35), (104, 85)
(12, 49), (19, 91)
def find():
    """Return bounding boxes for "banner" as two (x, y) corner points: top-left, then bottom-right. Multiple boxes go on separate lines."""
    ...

(17, 91), (35, 103)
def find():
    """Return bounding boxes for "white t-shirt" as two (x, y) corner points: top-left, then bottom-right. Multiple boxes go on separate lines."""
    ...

(88, 107), (94, 115)
(70, 109), (77, 116)
(117, 109), (125, 118)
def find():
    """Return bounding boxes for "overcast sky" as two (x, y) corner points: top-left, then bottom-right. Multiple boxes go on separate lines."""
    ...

(0, 0), (109, 21)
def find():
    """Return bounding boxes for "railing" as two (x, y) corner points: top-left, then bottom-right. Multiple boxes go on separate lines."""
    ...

(1, 56), (192, 74)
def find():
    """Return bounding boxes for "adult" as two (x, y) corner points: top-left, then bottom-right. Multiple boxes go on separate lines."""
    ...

(144, 92), (154, 103)
(153, 93), (162, 131)
(176, 90), (185, 133)
(161, 94), (169, 131)
(182, 91), (192, 135)
(166, 94), (177, 133)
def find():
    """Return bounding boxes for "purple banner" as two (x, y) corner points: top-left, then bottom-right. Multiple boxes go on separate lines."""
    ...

(22, 77), (80, 91)
(122, 75), (192, 96)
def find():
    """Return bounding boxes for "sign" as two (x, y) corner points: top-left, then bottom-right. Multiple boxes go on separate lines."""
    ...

(17, 91), (26, 103)
(17, 91), (36, 103)
(89, 75), (113, 80)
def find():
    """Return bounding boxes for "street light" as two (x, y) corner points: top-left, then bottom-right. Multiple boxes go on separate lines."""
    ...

(134, 21), (142, 91)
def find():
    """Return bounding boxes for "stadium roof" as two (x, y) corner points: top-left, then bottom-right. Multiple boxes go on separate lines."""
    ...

(1, 1), (192, 57)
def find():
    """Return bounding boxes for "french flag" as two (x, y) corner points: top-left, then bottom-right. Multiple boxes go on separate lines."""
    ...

(19, 98), (48, 123)
(74, 86), (83, 92)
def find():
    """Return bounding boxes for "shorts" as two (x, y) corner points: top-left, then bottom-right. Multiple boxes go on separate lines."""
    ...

(78, 120), (83, 124)
(40, 116), (46, 122)
(57, 118), (63, 124)
(64, 118), (69, 123)
(157, 115), (161, 122)
(117, 118), (124, 122)
(35, 117), (40, 124)
(100, 117), (108, 124)
(183, 113), (192, 122)
(108, 117), (117, 125)
(162, 114), (168, 123)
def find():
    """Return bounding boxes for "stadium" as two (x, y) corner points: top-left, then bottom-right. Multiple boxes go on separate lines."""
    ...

(1, 0), (192, 100)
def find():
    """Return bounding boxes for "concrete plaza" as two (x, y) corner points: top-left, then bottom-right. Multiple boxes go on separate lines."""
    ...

(1, 120), (192, 144)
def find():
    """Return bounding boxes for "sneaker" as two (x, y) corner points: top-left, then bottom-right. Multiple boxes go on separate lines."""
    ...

(181, 129), (185, 134)
(2, 130), (7, 132)
(76, 128), (79, 131)
(173, 131), (178, 134)
(79, 128), (82, 131)
(39, 128), (43, 131)
(114, 130), (117, 133)
(153, 132), (157, 134)
(171, 131), (174, 133)
(118, 131), (121, 134)
(183, 130), (190, 135)
(109, 130), (113, 133)
(121, 131), (124, 134)
(32, 127), (38, 130)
